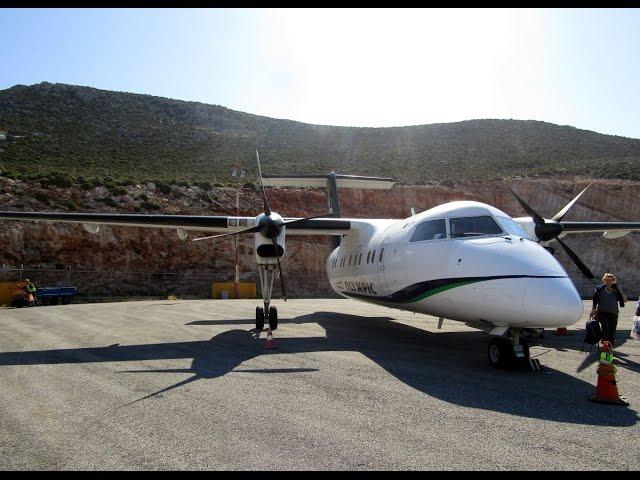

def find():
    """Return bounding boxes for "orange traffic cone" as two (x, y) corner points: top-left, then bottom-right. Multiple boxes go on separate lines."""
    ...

(264, 328), (277, 349)
(589, 344), (629, 406)
(553, 327), (570, 335)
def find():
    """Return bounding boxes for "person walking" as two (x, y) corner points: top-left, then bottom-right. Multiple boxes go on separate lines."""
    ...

(24, 278), (37, 306)
(591, 273), (627, 347)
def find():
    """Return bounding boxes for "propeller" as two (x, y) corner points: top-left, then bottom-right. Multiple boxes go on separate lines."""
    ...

(507, 184), (595, 279)
(193, 150), (337, 300)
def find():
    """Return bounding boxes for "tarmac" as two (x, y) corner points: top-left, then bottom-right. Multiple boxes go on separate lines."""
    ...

(0, 298), (638, 470)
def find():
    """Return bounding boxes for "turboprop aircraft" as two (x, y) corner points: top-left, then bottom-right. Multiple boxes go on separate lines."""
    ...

(1, 152), (640, 369)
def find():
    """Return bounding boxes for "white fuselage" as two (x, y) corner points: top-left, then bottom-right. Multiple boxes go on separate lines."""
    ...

(325, 201), (583, 329)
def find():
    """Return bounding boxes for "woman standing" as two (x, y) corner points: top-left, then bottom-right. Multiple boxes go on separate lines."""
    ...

(591, 273), (627, 346)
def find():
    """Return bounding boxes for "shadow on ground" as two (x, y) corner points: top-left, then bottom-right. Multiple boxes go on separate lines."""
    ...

(526, 328), (640, 374)
(0, 311), (637, 426)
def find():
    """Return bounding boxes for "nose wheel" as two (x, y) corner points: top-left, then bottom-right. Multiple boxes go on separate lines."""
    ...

(488, 330), (531, 369)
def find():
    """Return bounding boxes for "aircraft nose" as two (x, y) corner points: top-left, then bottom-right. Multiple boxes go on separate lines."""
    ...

(523, 277), (583, 327)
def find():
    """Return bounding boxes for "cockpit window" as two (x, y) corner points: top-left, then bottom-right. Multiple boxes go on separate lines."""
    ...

(450, 215), (503, 238)
(410, 219), (447, 242)
(496, 216), (532, 240)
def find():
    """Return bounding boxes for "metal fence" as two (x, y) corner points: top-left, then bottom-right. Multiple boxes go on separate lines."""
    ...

(0, 266), (337, 302)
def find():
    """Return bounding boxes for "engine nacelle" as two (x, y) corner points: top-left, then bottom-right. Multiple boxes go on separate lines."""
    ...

(254, 213), (286, 266)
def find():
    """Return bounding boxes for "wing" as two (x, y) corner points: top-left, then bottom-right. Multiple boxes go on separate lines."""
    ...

(0, 211), (353, 237)
(559, 221), (640, 239)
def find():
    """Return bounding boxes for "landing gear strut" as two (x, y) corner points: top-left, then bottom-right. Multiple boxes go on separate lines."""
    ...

(255, 264), (279, 331)
(488, 329), (531, 369)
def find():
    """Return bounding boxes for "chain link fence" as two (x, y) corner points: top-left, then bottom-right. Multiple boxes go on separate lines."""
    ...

(0, 266), (337, 303)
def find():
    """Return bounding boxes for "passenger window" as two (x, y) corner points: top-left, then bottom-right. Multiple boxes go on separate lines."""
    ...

(379, 248), (384, 262)
(371, 249), (376, 262)
(358, 253), (362, 265)
(366, 251), (370, 264)
(349, 255), (352, 266)
(450, 216), (503, 238)
(410, 219), (447, 242)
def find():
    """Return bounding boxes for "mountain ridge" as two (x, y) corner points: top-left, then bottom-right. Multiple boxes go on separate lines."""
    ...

(1, 82), (640, 184)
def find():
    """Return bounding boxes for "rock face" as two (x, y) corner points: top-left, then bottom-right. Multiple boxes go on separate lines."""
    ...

(0, 176), (638, 300)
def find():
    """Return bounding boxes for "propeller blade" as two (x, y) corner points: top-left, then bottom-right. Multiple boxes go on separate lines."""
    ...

(282, 212), (336, 227)
(272, 237), (287, 301)
(556, 237), (595, 279)
(507, 185), (545, 226)
(551, 184), (592, 222)
(192, 225), (260, 242)
(255, 150), (271, 216)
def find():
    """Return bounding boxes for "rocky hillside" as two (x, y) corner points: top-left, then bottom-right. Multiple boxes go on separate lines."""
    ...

(2, 82), (640, 184)
(0, 176), (638, 300)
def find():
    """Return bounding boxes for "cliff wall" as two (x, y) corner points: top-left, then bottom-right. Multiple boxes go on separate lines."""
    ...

(0, 176), (638, 299)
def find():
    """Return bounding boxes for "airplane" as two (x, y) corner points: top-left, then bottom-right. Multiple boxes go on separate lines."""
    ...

(1, 152), (640, 370)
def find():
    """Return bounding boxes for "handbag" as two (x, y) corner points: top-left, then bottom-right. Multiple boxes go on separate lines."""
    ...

(584, 316), (602, 345)
(631, 316), (640, 340)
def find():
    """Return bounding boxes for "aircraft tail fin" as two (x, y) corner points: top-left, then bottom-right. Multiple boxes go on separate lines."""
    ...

(262, 172), (395, 248)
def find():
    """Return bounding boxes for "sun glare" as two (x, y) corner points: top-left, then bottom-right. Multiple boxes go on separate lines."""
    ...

(257, 8), (548, 127)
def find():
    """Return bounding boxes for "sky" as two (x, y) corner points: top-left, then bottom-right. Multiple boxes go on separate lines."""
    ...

(1, 8), (640, 138)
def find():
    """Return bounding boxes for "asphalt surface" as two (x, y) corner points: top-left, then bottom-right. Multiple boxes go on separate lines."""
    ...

(0, 299), (638, 470)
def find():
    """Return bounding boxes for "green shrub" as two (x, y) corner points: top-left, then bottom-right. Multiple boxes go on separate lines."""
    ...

(109, 186), (128, 196)
(97, 196), (119, 207)
(197, 191), (211, 203)
(194, 181), (212, 191)
(33, 192), (52, 205)
(49, 174), (73, 188)
(80, 182), (93, 190)
(140, 200), (160, 210)
(62, 200), (78, 210)
(156, 182), (171, 194)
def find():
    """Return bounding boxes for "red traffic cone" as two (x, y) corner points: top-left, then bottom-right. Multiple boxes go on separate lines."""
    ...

(588, 350), (629, 406)
(264, 328), (277, 349)
(553, 327), (570, 335)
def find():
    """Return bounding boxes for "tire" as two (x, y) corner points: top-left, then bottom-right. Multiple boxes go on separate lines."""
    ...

(268, 306), (278, 331)
(255, 307), (264, 331)
(488, 338), (515, 368)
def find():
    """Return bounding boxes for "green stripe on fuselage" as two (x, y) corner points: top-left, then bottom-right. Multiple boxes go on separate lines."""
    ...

(406, 279), (485, 303)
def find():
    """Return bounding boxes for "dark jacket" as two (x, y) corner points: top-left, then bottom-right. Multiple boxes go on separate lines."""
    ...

(592, 283), (625, 311)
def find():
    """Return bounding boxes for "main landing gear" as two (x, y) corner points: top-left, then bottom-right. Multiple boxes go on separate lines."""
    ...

(488, 328), (540, 370)
(255, 264), (279, 331)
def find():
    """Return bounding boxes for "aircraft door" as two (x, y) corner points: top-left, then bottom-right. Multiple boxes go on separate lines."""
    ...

(376, 237), (405, 296)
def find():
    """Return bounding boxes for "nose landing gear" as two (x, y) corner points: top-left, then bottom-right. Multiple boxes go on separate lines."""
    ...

(488, 329), (539, 370)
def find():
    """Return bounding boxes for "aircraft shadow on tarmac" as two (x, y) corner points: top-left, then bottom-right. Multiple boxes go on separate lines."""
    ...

(522, 329), (640, 375)
(0, 311), (637, 426)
